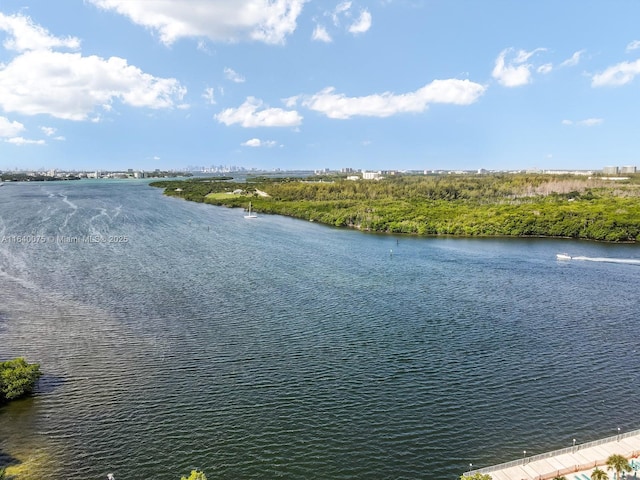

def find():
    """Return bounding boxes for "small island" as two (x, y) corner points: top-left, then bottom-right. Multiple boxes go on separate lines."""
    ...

(150, 172), (640, 242)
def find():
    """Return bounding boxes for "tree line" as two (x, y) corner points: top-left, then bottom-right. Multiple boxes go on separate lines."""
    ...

(150, 173), (640, 242)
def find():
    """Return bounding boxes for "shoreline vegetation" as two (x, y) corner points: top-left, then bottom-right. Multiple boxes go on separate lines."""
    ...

(0, 358), (42, 478)
(150, 172), (640, 243)
(0, 358), (42, 404)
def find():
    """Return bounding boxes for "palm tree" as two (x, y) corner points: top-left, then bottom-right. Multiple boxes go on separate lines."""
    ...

(606, 454), (631, 480)
(591, 467), (609, 480)
(552, 476), (567, 480)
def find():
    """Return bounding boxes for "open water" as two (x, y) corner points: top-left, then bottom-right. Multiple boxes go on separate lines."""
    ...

(0, 180), (639, 479)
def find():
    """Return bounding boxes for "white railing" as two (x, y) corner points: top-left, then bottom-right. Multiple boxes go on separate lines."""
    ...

(466, 428), (640, 477)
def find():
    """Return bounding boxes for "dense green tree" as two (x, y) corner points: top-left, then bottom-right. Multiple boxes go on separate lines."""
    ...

(552, 476), (567, 480)
(180, 470), (207, 480)
(591, 467), (609, 480)
(0, 357), (42, 402)
(151, 173), (640, 243)
(606, 454), (631, 480)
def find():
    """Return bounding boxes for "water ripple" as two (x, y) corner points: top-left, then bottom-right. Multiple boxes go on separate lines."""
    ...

(1, 182), (639, 479)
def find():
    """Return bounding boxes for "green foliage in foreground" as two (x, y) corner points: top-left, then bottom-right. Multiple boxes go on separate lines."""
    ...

(460, 473), (492, 480)
(151, 173), (640, 242)
(180, 470), (207, 480)
(0, 358), (42, 402)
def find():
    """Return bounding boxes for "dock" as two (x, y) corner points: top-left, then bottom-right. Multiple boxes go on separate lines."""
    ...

(467, 429), (640, 480)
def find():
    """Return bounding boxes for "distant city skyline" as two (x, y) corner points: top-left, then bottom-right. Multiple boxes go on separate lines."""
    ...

(1, 1), (640, 172)
(3, 164), (637, 178)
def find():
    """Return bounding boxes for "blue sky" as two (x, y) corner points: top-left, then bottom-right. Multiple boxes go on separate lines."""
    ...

(1, 1), (640, 172)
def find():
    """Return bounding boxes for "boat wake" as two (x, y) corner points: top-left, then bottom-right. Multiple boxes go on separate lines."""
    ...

(573, 256), (640, 265)
(559, 254), (640, 266)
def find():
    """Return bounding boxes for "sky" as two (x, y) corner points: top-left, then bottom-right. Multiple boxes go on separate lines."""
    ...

(1, 1), (640, 172)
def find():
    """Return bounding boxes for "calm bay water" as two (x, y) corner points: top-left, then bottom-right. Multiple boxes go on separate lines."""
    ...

(1, 180), (639, 479)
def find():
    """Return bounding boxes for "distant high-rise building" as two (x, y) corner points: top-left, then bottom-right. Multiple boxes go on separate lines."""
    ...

(602, 166), (619, 175)
(620, 165), (637, 174)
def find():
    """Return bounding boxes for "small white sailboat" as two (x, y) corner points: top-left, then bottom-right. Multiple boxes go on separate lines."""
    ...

(244, 201), (257, 219)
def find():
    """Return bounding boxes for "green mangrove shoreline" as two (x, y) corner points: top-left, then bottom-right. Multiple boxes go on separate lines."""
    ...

(150, 173), (640, 243)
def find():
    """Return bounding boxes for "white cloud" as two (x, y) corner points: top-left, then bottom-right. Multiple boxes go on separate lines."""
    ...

(0, 116), (25, 137)
(348, 9), (371, 34)
(626, 40), (640, 52)
(332, 2), (352, 25)
(312, 24), (332, 43)
(87, 0), (307, 45)
(492, 48), (545, 87)
(39, 126), (65, 140)
(243, 138), (262, 147)
(299, 79), (485, 119)
(196, 39), (211, 54)
(578, 118), (603, 127)
(282, 95), (300, 108)
(215, 97), (303, 127)
(5, 136), (45, 145)
(322, 2), (371, 38)
(514, 48), (544, 63)
(562, 118), (603, 127)
(0, 50), (187, 120)
(0, 12), (80, 52)
(537, 63), (553, 74)
(560, 50), (585, 68)
(203, 87), (216, 105)
(0, 13), (187, 121)
(592, 59), (640, 87)
(242, 138), (277, 147)
(224, 67), (245, 83)
(492, 50), (530, 87)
